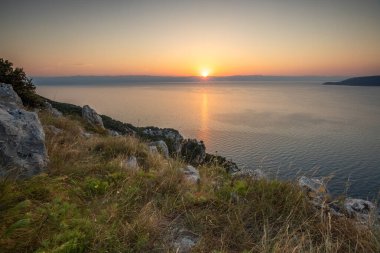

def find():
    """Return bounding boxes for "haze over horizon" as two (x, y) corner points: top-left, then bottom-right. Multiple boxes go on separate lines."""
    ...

(1, 0), (380, 77)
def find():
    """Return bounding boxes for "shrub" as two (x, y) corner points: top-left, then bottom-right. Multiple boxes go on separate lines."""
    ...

(0, 58), (42, 107)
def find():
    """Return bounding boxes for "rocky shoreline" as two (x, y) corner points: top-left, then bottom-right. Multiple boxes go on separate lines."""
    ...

(0, 82), (379, 251)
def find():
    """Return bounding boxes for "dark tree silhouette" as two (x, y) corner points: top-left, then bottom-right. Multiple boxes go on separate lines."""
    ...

(0, 58), (42, 106)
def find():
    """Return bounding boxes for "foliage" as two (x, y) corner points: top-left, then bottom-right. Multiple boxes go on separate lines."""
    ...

(0, 58), (42, 107)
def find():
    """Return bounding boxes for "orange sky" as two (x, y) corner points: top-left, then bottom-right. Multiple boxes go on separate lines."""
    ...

(1, 0), (379, 77)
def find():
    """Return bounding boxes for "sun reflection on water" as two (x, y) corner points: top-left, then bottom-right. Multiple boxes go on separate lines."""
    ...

(197, 90), (209, 144)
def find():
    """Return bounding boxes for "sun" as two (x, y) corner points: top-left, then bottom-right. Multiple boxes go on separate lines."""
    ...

(201, 69), (209, 78)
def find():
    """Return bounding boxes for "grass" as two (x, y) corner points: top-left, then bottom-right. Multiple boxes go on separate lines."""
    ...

(0, 112), (379, 252)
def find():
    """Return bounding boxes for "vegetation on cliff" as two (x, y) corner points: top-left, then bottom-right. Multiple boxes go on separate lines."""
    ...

(0, 111), (379, 252)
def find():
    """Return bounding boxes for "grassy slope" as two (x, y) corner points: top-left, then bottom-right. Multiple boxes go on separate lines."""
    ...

(0, 112), (379, 253)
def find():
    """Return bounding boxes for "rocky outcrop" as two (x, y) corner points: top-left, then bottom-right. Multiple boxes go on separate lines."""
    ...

(298, 176), (327, 197)
(298, 176), (329, 208)
(149, 140), (169, 158)
(298, 176), (378, 224)
(0, 83), (23, 107)
(181, 165), (200, 184)
(344, 198), (376, 223)
(141, 127), (183, 154)
(82, 105), (104, 129)
(181, 139), (206, 165)
(0, 83), (48, 178)
(44, 101), (63, 117)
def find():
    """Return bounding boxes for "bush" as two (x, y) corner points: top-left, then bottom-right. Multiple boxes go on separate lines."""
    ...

(0, 58), (42, 107)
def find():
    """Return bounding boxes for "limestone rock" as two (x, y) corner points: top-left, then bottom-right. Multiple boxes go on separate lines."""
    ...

(44, 101), (62, 117)
(298, 176), (330, 211)
(182, 165), (200, 184)
(107, 129), (120, 137)
(181, 139), (206, 165)
(344, 198), (376, 223)
(0, 83), (23, 108)
(82, 105), (104, 129)
(298, 176), (327, 196)
(149, 140), (169, 158)
(0, 83), (48, 178)
(141, 127), (183, 154)
(121, 156), (139, 171)
(172, 229), (199, 253)
(148, 145), (159, 155)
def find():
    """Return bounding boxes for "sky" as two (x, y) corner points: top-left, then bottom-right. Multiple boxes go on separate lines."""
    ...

(1, 0), (379, 77)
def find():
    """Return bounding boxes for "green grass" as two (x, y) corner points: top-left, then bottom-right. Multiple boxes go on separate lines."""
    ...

(0, 112), (379, 252)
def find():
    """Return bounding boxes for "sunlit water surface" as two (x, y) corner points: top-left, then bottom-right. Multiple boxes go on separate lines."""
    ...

(37, 81), (380, 199)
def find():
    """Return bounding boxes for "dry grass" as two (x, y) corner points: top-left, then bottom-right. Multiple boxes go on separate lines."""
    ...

(0, 112), (379, 252)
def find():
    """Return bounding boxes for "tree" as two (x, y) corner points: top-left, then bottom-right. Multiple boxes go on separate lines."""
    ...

(0, 58), (42, 107)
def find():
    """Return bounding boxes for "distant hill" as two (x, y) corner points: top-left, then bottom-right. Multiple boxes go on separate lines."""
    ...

(33, 75), (343, 86)
(324, 76), (380, 86)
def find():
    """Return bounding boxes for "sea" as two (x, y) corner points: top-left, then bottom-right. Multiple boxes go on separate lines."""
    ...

(37, 81), (380, 199)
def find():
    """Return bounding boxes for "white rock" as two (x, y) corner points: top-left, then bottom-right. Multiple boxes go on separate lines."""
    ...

(121, 156), (139, 170)
(182, 165), (200, 184)
(148, 145), (159, 154)
(298, 176), (327, 194)
(173, 229), (199, 253)
(44, 102), (62, 117)
(82, 105), (104, 129)
(107, 129), (120, 137)
(344, 198), (376, 223)
(149, 140), (169, 158)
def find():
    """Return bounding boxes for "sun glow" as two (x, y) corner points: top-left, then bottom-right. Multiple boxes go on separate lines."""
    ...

(201, 69), (209, 78)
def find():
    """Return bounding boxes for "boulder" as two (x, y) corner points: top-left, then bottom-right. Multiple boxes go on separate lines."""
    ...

(0, 83), (23, 107)
(0, 83), (48, 178)
(121, 156), (139, 171)
(232, 168), (266, 180)
(44, 101), (63, 117)
(82, 105), (104, 129)
(148, 145), (159, 155)
(181, 139), (206, 165)
(141, 127), (183, 154)
(107, 129), (120, 137)
(172, 229), (199, 253)
(149, 140), (169, 158)
(344, 198), (376, 222)
(298, 176), (327, 196)
(182, 165), (200, 184)
(298, 176), (331, 211)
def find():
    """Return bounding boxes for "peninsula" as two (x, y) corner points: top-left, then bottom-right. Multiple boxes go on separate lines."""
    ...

(324, 76), (380, 86)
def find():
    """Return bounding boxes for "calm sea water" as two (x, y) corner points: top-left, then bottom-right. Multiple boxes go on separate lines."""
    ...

(37, 81), (380, 199)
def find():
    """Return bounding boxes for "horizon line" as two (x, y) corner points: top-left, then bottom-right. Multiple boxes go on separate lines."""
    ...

(32, 74), (352, 78)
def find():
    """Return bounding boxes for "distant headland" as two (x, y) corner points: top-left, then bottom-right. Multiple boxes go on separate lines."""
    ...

(33, 75), (343, 85)
(324, 76), (380, 86)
